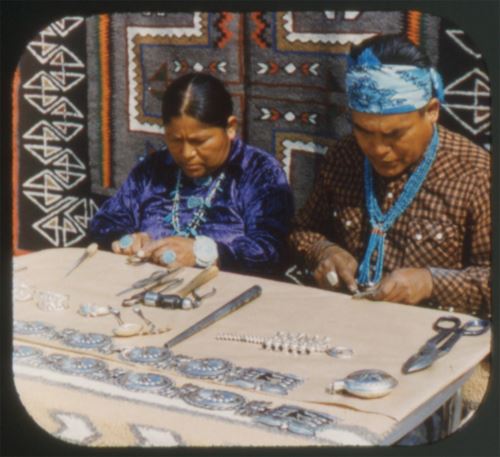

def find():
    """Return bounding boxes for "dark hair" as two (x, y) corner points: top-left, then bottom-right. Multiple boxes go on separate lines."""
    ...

(161, 73), (233, 128)
(350, 34), (431, 68)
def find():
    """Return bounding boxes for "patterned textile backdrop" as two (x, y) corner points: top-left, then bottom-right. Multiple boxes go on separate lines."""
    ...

(12, 10), (491, 255)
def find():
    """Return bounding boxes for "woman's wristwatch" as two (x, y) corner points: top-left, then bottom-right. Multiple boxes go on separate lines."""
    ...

(193, 236), (219, 267)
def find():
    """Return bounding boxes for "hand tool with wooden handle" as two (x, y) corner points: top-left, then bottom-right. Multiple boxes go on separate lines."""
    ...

(175, 264), (219, 298)
(64, 243), (99, 277)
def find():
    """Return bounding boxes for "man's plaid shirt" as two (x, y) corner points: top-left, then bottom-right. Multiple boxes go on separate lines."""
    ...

(289, 126), (491, 319)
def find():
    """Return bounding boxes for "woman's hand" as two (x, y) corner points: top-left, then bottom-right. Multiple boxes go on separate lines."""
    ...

(313, 243), (359, 293)
(139, 236), (196, 268)
(111, 232), (151, 256)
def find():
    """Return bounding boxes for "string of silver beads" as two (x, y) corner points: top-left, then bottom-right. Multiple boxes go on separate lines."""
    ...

(216, 331), (331, 355)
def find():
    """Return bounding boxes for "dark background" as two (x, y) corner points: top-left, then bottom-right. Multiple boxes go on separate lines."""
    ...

(2, 1), (499, 456)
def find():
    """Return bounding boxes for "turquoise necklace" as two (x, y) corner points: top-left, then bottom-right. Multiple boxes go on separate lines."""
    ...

(357, 127), (439, 286)
(164, 169), (226, 237)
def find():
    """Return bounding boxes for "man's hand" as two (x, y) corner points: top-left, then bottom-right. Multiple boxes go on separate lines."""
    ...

(138, 236), (196, 268)
(111, 232), (151, 256)
(313, 243), (359, 293)
(371, 267), (433, 304)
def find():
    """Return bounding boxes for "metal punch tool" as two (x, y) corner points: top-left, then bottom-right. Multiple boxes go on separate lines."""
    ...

(115, 267), (182, 296)
(125, 264), (219, 309)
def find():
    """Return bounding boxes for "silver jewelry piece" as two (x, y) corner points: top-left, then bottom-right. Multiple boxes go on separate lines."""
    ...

(326, 270), (339, 287)
(120, 346), (172, 365)
(78, 303), (110, 317)
(177, 358), (232, 379)
(218, 331), (331, 355)
(161, 249), (177, 265)
(327, 369), (398, 399)
(236, 401), (273, 417)
(180, 384), (245, 410)
(61, 330), (113, 352)
(225, 367), (303, 396)
(132, 306), (157, 333)
(50, 355), (107, 376)
(326, 346), (354, 359)
(117, 371), (174, 394)
(13, 345), (43, 361)
(119, 234), (134, 249)
(13, 320), (55, 337)
(37, 290), (69, 311)
(13, 281), (35, 302)
(255, 405), (337, 437)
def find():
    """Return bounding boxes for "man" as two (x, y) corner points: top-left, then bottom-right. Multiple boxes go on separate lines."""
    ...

(289, 34), (491, 319)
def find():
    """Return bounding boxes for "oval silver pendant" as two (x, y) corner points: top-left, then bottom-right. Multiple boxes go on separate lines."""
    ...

(177, 358), (232, 379)
(120, 346), (172, 365)
(62, 331), (112, 350)
(118, 372), (174, 392)
(53, 356), (107, 375)
(328, 369), (398, 399)
(181, 386), (245, 410)
(13, 320), (54, 336)
(13, 345), (43, 360)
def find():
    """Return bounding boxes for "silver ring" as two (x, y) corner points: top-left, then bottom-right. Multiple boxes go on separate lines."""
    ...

(161, 250), (177, 264)
(119, 234), (134, 249)
(326, 270), (339, 287)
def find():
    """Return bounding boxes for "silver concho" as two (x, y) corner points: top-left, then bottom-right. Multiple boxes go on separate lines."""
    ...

(327, 369), (398, 399)
(118, 372), (174, 393)
(62, 331), (112, 350)
(120, 346), (172, 365)
(180, 384), (245, 410)
(13, 345), (43, 361)
(13, 320), (54, 336)
(177, 358), (232, 379)
(255, 405), (337, 437)
(225, 367), (303, 395)
(51, 355), (107, 375)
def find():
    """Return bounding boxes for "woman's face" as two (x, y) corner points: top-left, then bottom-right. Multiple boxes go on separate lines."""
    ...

(164, 114), (237, 178)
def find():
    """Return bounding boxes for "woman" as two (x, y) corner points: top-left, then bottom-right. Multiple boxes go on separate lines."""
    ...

(90, 73), (294, 275)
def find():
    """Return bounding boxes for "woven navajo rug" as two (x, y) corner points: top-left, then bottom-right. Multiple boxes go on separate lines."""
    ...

(12, 10), (491, 253)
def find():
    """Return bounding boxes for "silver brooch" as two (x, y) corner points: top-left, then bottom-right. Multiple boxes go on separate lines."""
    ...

(327, 369), (398, 399)
(255, 405), (337, 437)
(179, 384), (245, 410)
(177, 358), (232, 379)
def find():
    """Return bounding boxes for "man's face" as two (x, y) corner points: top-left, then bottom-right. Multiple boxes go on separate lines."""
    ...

(351, 99), (439, 177)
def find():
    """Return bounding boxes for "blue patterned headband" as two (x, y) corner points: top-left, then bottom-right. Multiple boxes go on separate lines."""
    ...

(346, 47), (444, 114)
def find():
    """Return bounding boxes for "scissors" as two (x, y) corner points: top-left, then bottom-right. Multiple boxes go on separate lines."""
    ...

(402, 316), (490, 374)
(115, 268), (181, 296)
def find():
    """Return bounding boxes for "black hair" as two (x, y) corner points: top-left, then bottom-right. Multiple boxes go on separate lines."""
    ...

(350, 34), (432, 68)
(161, 73), (233, 128)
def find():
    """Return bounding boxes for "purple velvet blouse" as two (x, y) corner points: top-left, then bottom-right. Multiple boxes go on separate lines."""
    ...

(89, 138), (294, 275)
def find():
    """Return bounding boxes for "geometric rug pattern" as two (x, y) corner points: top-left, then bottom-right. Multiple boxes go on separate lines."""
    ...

(12, 10), (491, 253)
